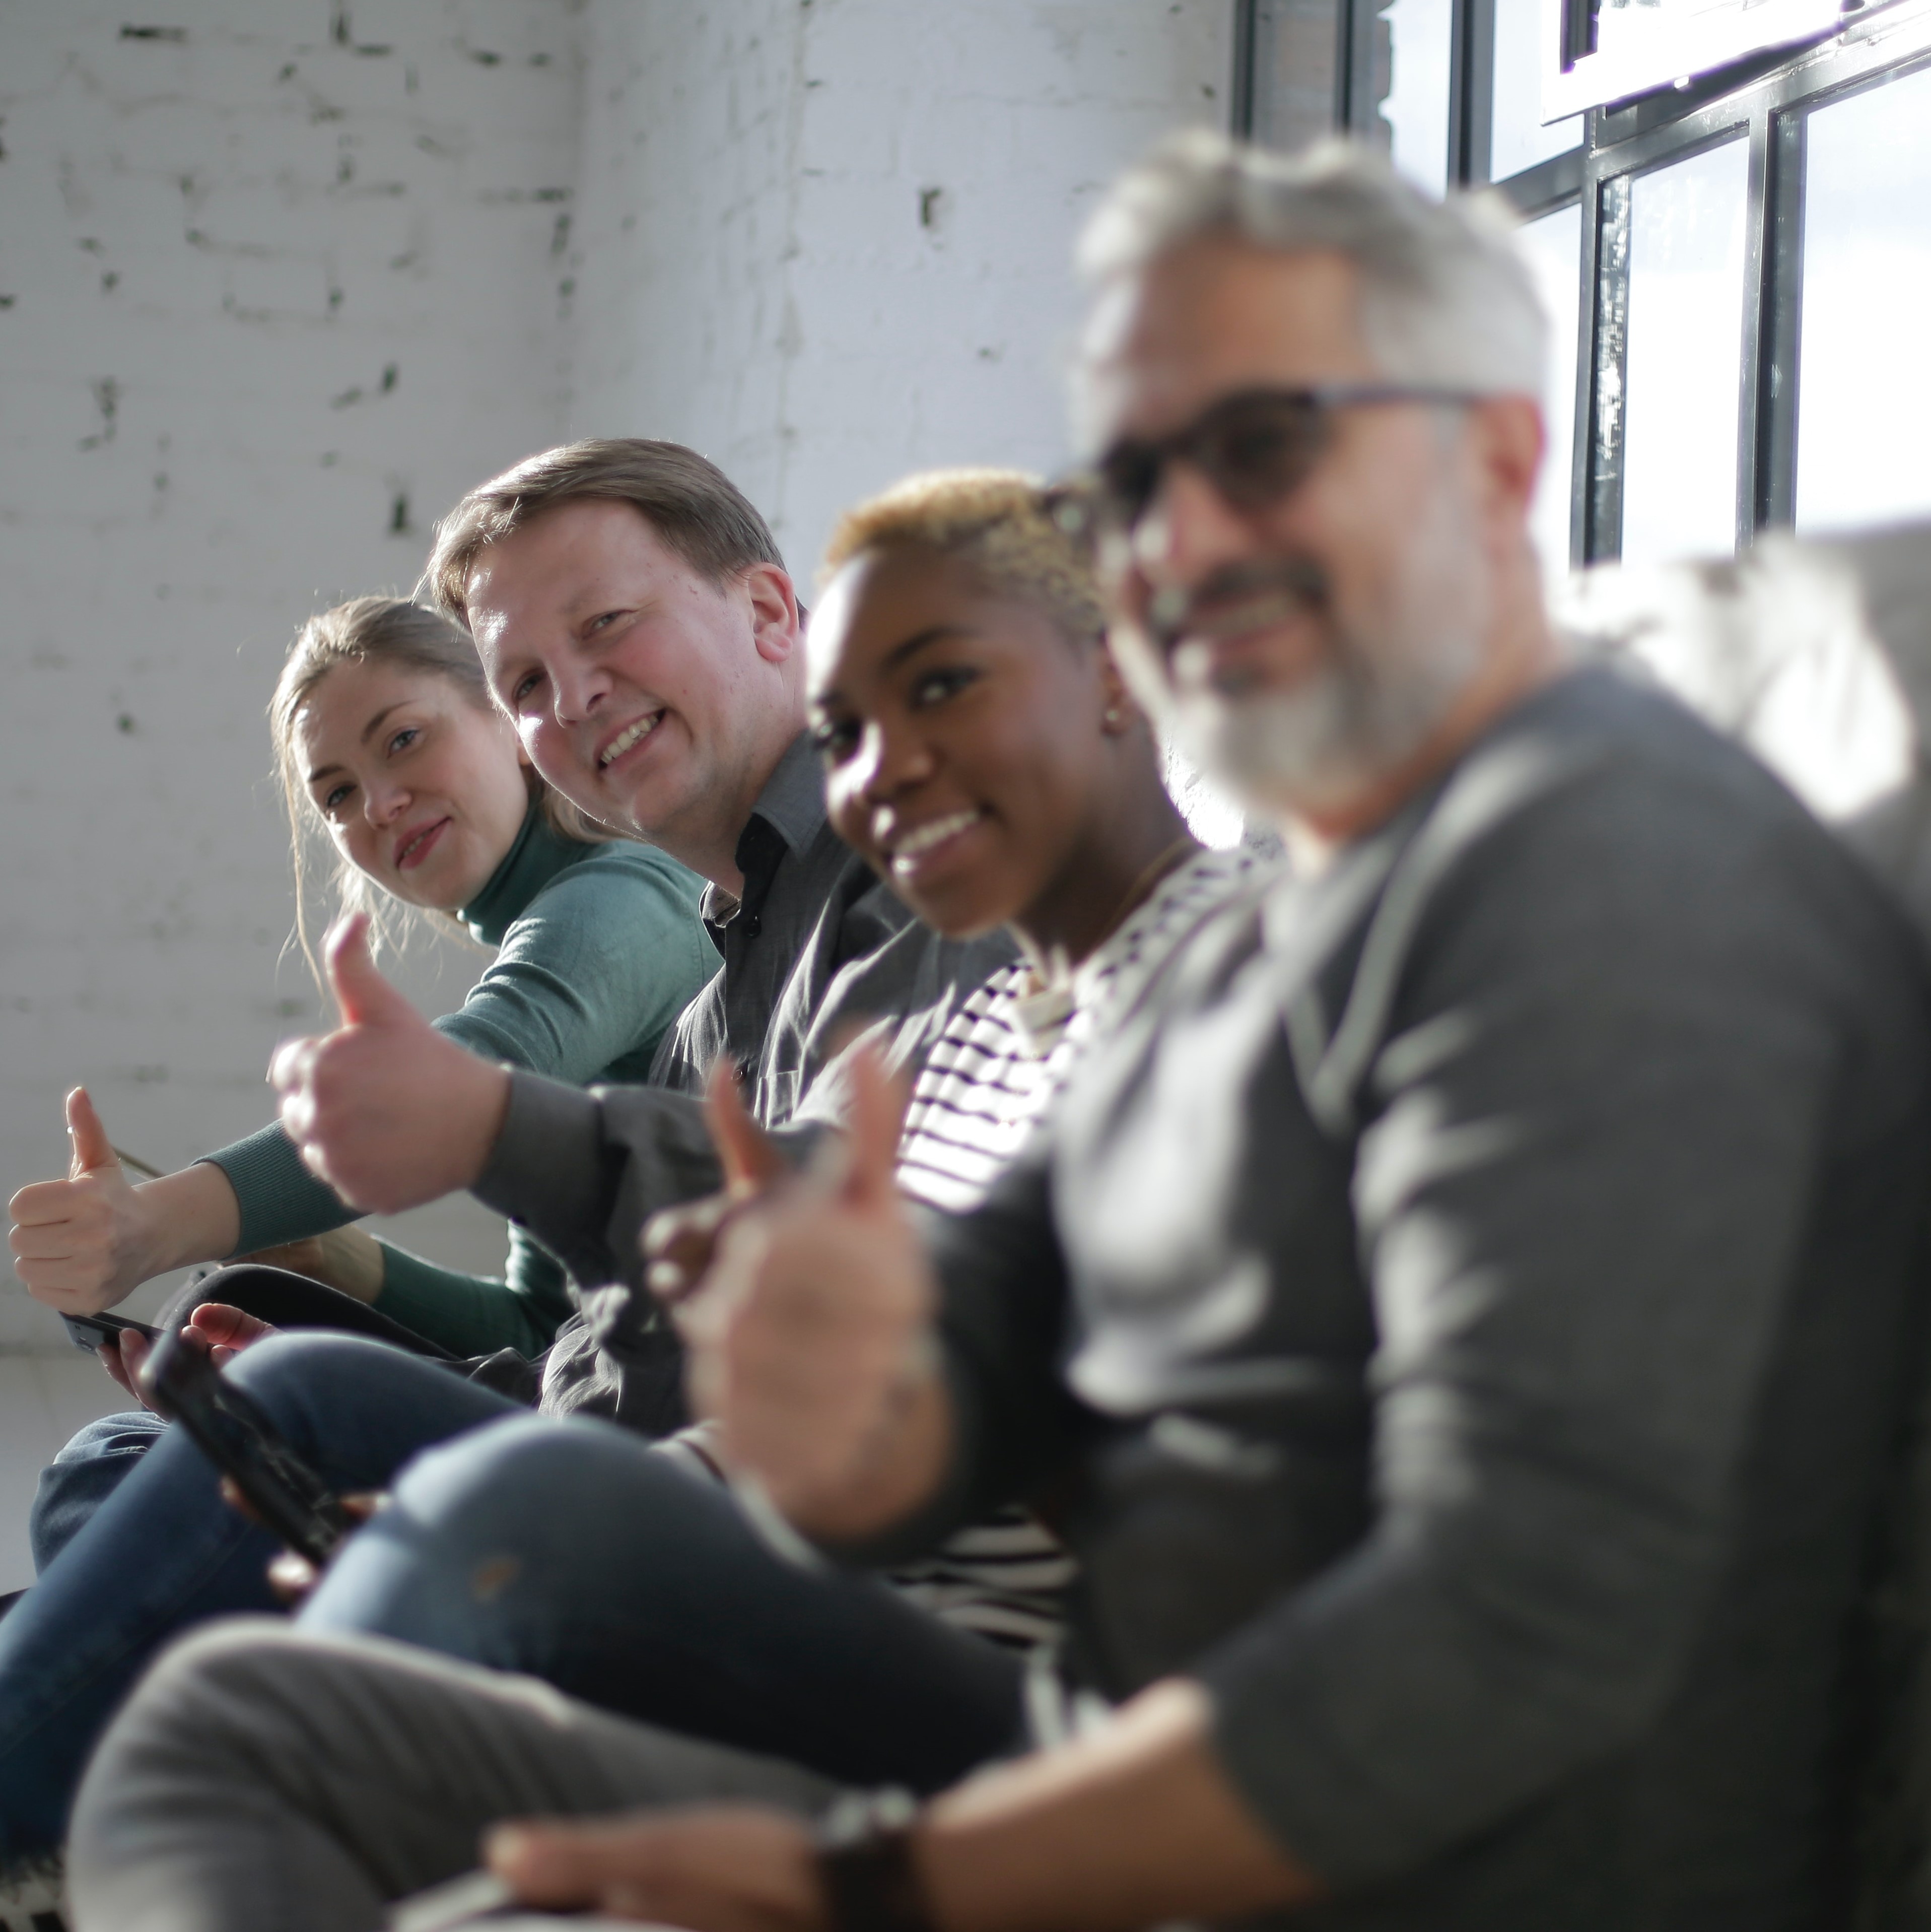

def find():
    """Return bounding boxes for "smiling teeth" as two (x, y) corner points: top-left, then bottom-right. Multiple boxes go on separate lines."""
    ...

(600, 713), (660, 767)
(890, 809), (982, 872)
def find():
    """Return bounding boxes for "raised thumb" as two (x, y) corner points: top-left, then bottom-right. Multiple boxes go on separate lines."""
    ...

(705, 1059), (787, 1194)
(324, 913), (408, 1029)
(838, 1043), (907, 1209)
(66, 1087), (120, 1180)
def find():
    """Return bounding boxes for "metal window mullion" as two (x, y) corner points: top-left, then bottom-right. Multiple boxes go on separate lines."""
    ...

(1451, 0), (1496, 184)
(1231, 0), (1261, 139)
(1754, 107), (1806, 530)
(1734, 102), (1773, 550)
(1584, 168), (1632, 563)
(1338, 0), (1389, 143)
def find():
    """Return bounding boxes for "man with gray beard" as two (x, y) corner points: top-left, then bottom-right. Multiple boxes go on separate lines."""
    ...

(67, 137), (1931, 1932)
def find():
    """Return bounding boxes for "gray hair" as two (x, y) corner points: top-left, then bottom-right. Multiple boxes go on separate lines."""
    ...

(1076, 132), (1547, 402)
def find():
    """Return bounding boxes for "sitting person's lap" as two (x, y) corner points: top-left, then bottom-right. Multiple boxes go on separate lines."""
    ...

(70, 1618), (840, 1932)
(300, 1412), (1026, 1795)
(30, 1262), (463, 1573)
(0, 1327), (517, 1859)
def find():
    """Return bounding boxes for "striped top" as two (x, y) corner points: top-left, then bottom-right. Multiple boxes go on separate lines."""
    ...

(658, 845), (1263, 1650)
(883, 846), (1262, 1649)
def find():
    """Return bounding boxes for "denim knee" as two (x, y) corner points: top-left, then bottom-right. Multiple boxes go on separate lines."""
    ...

(388, 1415), (628, 1552)
(30, 1411), (167, 1572)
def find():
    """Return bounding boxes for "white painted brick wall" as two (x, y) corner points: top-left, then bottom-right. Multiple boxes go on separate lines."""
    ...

(0, 0), (1235, 1583)
(0, 0), (585, 1354)
(1, 0), (1232, 1353)
(566, 0), (1232, 576)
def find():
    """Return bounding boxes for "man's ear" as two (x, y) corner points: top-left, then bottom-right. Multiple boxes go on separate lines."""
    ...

(744, 563), (802, 666)
(1471, 394), (1544, 533)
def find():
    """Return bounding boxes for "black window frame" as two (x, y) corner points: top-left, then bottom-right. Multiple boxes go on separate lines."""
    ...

(1241, 0), (1931, 566)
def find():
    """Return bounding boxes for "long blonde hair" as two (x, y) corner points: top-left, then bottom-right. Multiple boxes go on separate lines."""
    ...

(269, 596), (608, 987)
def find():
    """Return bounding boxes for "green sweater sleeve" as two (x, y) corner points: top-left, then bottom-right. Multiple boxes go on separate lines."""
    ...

(370, 1223), (569, 1359)
(197, 843), (714, 1357)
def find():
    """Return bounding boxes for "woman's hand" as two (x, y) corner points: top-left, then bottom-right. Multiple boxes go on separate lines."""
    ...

(677, 1048), (950, 1544)
(10, 1090), (166, 1312)
(241, 1225), (387, 1304)
(9, 1089), (242, 1314)
(101, 1302), (281, 1411)
(260, 1492), (383, 1605)
(642, 1063), (795, 1307)
(488, 1804), (825, 1932)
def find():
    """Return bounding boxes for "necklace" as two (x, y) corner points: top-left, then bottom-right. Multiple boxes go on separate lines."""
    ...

(1020, 830), (1202, 1025)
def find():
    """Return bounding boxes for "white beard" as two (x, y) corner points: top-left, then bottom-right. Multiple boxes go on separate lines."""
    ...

(1171, 477), (1493, 820)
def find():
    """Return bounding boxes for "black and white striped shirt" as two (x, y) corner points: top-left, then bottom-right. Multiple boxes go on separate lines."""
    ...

(884, 847), (1261, 1649)
(658, 847), (1263, 1650)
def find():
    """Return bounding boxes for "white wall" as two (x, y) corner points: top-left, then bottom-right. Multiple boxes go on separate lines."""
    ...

(0, 0), (588, 1359)
(0, 0), (1234, 1581)
(566, 0), (1232, 578)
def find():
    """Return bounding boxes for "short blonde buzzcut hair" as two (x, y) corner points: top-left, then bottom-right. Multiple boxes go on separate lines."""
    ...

(821, 468), (1103, 642)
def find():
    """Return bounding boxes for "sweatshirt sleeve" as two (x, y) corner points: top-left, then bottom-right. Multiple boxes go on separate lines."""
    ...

(199, 845), (712, 1304)
(435, 847), (715, 1085)
(1193, 769), (1914, 1888)
(371, 1237), (553, 1359)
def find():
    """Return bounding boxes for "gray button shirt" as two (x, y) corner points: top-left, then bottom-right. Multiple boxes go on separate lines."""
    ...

(473, 730), (1013, 1425)
(885, 669), (1931, 1929)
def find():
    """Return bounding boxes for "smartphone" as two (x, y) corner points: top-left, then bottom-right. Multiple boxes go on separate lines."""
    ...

(61, 1308), (163, 1354)
(136, 1325), (353, 1567)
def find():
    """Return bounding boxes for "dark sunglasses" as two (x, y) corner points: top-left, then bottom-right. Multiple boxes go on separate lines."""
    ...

(1048, 383), (1483, 550)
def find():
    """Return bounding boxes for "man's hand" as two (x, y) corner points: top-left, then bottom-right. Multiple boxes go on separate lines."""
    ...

(488, 1804), (823, 1932)
(643, 1062), (793, 1308)
(677, 1047), (949, 1542)
(270, 915), (510, 1214)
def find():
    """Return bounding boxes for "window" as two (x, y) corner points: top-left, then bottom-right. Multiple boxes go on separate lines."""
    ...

(1795, 58), (1931, 530)
(1242, 0), (1931, 567)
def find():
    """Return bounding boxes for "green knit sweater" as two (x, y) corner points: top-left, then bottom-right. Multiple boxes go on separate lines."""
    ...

(200, 807), (715, 1357)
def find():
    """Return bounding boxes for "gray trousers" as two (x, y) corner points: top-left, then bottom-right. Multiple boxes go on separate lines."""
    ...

(67, 1617), (839, 1932)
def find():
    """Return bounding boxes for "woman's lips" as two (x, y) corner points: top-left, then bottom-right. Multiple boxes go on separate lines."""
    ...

(885, 807), (987, 882)
(395, 817), (450, 872)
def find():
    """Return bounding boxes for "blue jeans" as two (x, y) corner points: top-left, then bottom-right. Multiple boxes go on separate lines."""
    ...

(0, 1331), (517, 1858)
(31, 1411), (167, 1572)
(301, 1414), (1027, 1794)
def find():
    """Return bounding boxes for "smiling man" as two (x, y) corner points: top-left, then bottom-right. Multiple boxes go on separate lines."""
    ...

(268, 440), (1010, 1415)
(69, 140), (1931, 1932)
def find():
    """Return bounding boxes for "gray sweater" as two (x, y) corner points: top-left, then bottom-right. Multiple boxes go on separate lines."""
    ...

(884, 668), (1931, 1929)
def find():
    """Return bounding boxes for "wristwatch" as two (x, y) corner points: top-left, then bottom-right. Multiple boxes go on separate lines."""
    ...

(813, 1788), (935, 1932)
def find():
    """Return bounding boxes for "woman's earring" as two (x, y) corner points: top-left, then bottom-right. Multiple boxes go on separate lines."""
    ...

(1103, 705), (1127, 731)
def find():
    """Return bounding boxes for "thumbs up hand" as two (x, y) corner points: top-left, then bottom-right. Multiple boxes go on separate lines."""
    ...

(7, 1089), (151, 1311)
(269, 914), (510, 1214)
(676, 1045), (953, 1543)
(641, 1063), (793, 1308)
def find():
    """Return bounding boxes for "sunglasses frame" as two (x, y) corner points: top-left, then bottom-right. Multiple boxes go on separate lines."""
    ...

(1049, 382), (1487, 548)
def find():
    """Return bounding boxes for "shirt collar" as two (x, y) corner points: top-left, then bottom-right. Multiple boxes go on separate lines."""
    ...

(741, 728), (828, 859)
(704, 730), (827, 930)
(458, 800), (590, 948)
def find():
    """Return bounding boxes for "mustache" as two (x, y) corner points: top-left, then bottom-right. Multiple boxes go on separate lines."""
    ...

(1145, 557), (1331, 655)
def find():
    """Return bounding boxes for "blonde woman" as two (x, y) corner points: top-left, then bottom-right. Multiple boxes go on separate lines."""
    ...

(10, 596), (715, 1565)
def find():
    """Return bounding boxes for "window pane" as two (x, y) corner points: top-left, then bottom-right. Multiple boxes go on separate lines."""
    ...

(1519, 202), (1582, 572)
(1489, 0), (1581, 182)
(1383, 0), (1454, 195)
(1796, 64), (1931, 532)
(1620, 139), (1749, 565)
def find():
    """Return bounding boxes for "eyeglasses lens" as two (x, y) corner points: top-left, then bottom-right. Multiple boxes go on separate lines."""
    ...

(1088, 393), (1329, 542)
